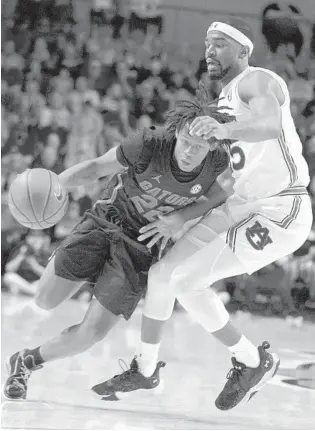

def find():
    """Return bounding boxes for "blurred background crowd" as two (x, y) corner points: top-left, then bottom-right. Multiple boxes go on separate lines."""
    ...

(1, 0), (315, 323)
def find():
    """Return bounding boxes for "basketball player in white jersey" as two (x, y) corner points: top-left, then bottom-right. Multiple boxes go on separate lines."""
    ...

(92, 18), (313, 410)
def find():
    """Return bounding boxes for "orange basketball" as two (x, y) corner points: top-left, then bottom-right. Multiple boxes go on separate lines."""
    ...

(8, 169), (69, 230)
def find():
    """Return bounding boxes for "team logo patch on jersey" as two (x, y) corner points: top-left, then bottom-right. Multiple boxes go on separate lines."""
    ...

(190, 184), (202, 194)
(151, 175), (162, 183)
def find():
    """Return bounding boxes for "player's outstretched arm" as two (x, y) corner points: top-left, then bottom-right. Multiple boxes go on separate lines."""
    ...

(58, 147), (124, 189)
(190, 71), (283, 143)
(138, 177), (233, 249)
(173, 178), (233, 225)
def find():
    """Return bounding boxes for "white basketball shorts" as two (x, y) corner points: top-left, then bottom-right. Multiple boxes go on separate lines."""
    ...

(184, 186), (313, 275)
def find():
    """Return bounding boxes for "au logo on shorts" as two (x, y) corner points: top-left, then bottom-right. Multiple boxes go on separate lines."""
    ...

(246, 221), (273, 251)
(190, 184), (202, 194)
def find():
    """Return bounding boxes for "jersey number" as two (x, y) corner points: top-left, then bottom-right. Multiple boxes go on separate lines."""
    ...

(130, 195), (174, 222)
(230, 145), (246, 171)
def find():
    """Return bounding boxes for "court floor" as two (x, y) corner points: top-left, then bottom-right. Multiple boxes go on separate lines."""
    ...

(1, 294), (315, 430)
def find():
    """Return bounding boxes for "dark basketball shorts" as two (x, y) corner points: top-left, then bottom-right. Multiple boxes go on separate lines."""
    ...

(53, 206), (155, 319)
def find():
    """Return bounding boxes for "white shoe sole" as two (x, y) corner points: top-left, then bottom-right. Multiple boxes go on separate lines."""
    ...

(238, 353), (280, 407)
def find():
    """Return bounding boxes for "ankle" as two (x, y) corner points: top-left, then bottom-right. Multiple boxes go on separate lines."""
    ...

(24, 347), (45, 369)
(137, 341), (160, 377)
(228, 335), (260, 368)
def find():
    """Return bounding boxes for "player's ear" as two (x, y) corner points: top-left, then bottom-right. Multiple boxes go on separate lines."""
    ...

(239, 46), (249, 59)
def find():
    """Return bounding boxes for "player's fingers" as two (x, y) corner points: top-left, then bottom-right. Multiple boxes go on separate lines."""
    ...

(160, 236), (169, 252)
(158, 236), (169, 260)
(189, 117), (204, 130)
(190, 118), (216, 136)
(196, 124), (214, 138)
(203, 128), (216, 140)
(147, 233), (163, 249)
(189, 121), (206, 136)
(139, 222), (158, 234)
(138, 228), (159, 242)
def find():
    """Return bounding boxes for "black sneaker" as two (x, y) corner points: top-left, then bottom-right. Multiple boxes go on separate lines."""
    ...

(215, 341), (280, 411)
(3, 349), (43, 400)
(91, 357), (166, 400)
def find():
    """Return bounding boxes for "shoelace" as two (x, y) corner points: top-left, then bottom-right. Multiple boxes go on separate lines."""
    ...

(112, 358), (138, 382)
(226, 363), (244, 385)
(11, 363), (31, 388)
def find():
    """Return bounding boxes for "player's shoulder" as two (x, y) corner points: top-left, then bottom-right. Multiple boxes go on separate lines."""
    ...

(239, 67), (287, 90)
(238, 67), (287, 103)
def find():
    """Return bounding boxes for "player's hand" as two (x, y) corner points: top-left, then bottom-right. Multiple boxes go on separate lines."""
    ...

(19, 245), (28, 256)
(138, 213), (184, 252)
(189, 116), (230, 140)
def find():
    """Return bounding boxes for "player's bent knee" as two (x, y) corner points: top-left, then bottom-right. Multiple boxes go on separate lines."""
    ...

(148, 260), (177, 292)
(177, 290), (230, 332)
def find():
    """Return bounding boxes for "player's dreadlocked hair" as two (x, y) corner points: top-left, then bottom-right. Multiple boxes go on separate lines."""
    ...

(164, 81), (235, 145)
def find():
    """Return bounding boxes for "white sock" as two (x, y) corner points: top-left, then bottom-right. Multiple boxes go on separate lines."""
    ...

(137, 342), (160, 377)
(228, 335), (260, 368)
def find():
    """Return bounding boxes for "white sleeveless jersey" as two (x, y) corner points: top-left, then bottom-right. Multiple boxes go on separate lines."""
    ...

(218, 66), (310, 200)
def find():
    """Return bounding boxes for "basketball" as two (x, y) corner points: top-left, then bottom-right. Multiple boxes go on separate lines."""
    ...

(8, 169), (69, 230)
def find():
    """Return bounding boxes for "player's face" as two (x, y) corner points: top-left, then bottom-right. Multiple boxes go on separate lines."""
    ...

(174, 124), (210, 172)
(204, 31), (240, 80)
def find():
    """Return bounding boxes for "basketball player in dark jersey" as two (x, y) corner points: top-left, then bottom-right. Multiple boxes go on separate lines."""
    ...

(4, 93), (235, 400)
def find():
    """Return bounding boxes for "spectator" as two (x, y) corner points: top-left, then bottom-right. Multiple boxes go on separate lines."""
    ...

(34, 17), (53, 40)
(4, 83), (24, 121)
(128, 0), (163, 35)
(134, 79), (168, 123)
(61, 17), (77, 43)
(22, 79), (46, 126)
(59, 40), (83, 81)
(2, 120), (33, 160)
(14, 0), (44, 29)
(5, 19), (32, 57)
(65, 97), (104, 168)
(40, 91), (70, 129)
(117, 60), (137, 94)
(69, 76), (101, 110)
(38, 112), (68, 157)
(50, 1), (74, 27)
(30, 37), (51, 66)
(25, 60), (43, 86)
(2, 105), (10, 148)
(101, 82), (124, 111)
(90, 0), (124, 39)
(3, 230), (52, 296)
(50, 67), (74, 95)
(2, 40), (24, 87)
(32, 140), (64, 174)
(261, 3), (304, 57)
(87, 59), (114, 95)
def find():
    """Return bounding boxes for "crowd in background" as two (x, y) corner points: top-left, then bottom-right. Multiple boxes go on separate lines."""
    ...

(1, 0), (315, 321)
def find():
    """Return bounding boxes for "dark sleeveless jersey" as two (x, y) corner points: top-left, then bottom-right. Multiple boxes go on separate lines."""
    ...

(93, 127), (228, 234)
